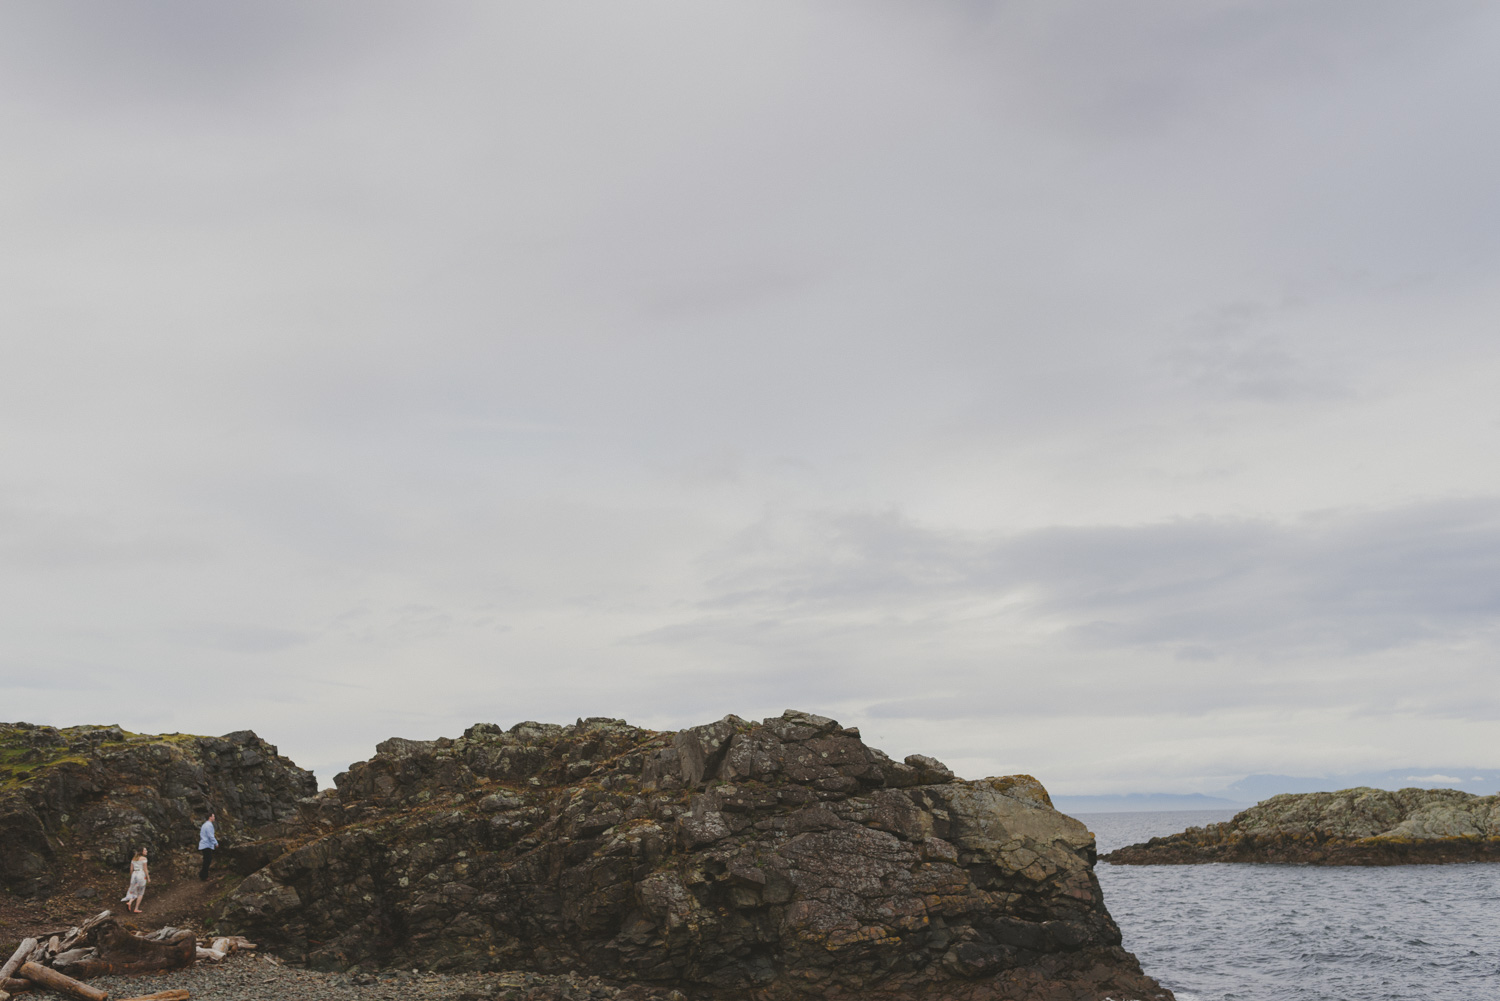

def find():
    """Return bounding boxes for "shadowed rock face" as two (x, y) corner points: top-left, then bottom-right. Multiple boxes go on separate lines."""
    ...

(1105, 786), (1500, 866)
(0, 722), (317, 895)
(221, 711), (1171, 1001)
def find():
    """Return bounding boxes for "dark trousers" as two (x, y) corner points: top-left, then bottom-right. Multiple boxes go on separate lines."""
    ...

(199, 847), (214, 880)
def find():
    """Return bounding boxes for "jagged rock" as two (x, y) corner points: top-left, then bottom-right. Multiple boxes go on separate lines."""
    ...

(220, 711), (1171, 1001)
(0, 722), (317, 896)
(1104, 786), (1500, 865)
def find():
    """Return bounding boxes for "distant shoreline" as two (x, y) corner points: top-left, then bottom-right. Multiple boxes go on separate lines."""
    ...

(1054, 795), (1249, 814)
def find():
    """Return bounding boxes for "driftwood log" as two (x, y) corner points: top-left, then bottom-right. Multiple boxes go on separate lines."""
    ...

(4, 908), (204, 998)
(0, 940), (36, 982)
(209, 936), (253, 954)
(60, 912), (112, 954)
(18, 962), (106, 1001)
(197, 933), (256, 963)
(53, 920), (195, 979)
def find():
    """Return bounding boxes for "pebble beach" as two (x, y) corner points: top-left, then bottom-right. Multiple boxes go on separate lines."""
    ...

(88, 952), (689, 1001)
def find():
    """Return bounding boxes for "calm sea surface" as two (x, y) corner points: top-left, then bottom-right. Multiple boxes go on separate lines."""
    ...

(1080, 810), (1500, 1001)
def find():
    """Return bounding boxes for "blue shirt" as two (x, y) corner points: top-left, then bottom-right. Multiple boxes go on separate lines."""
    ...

(198, 820), (218, 850)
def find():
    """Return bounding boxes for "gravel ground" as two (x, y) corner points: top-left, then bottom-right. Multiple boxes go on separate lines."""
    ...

(88, 952), (692, 1001)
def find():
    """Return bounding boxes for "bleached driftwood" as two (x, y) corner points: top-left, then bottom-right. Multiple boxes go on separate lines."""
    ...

(18, 961), (107, 1001)
(208, 936), (256, 955)
(59, 912), (112, 954)
(50, 950), (93, 968)
(0, 939), (36, 981)
(196, 932), (257, 964)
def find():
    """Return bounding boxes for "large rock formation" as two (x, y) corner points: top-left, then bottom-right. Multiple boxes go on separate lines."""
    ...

(221, 711), (1171, 1001)
(1105, 786), (1500, 865)
(0, 722), (317, 896)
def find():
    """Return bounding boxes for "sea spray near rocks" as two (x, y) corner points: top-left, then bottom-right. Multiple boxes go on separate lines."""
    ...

(220, 710), (1172, 1000)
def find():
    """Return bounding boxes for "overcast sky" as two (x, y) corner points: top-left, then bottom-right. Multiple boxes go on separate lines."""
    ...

(3, 1), (1499, 795)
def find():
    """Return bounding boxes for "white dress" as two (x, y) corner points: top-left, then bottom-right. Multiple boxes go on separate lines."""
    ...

(122, 857), (147, 904)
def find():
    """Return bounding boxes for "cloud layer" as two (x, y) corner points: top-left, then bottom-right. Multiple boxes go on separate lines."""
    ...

(2, 2), (1499, 793)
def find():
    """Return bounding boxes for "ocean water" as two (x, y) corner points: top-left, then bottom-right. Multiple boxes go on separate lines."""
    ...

(1081, 810), (1500, 1001)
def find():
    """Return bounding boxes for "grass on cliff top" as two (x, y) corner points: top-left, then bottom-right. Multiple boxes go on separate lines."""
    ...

(0, 725), (210, 791)
(0, 748), (91, 791)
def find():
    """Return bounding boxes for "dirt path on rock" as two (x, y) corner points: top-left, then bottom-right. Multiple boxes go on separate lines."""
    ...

(0, 847), (243, 946)
(134, 866), (236, 930)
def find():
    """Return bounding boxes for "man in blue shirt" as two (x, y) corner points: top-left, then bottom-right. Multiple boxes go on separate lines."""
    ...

(198, 813), (218, 881)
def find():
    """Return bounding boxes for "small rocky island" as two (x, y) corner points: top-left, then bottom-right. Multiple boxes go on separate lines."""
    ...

(1105, 786), (1500, 865)
(2, 714), (1175, 1001)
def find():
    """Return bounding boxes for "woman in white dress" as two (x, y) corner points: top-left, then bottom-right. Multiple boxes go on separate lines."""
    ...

(121, 846), (149, 913)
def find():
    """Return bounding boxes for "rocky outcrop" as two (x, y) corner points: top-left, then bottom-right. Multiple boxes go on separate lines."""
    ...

(221, 711), (1171, 1001)
(1104, 786), (1500, 865)
(0, 722), (317, 896)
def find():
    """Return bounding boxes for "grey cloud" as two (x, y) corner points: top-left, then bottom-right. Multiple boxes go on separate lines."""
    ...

(0, 664), (109, 691)
(678, 498), (1500, 658)
(1027, 499), (1500, 654)
(0, 505), (206, 570)
(0, 2), (432, 112)
(172, 624), (312, 655)
(4, 3), (1500, 791)
(1166, 300), (1345, 402)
